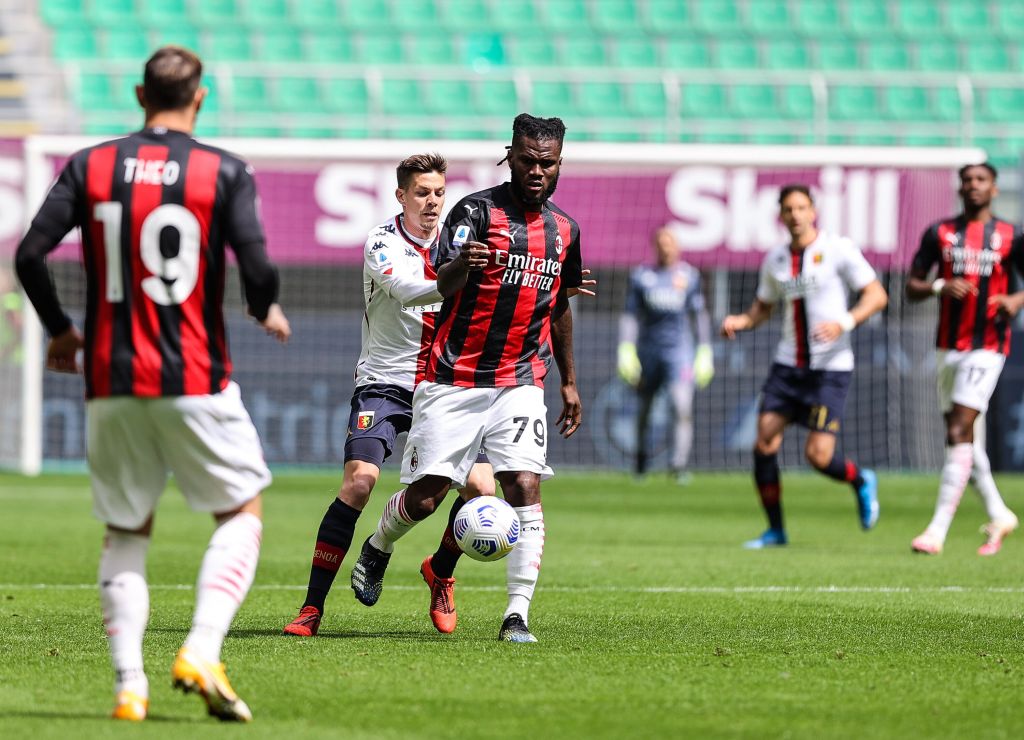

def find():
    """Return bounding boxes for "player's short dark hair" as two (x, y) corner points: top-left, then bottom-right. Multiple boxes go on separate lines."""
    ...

(778, 183), (814, 206)
(511, 113), (566, 148)
(958, 162), (998, 181)
(143, 46), (203, 111)
(396, 152), (447, 190)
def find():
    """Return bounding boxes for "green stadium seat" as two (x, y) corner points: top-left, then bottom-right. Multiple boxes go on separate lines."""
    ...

(244, 0), (290, 27)
(139, 0), (188, 27)
(444, 124), (499, 141)
(793, 0), (839, 35)
(817, 40), (859, 70)
(531, 81), (573, 118)
(408, 36), (457, 65)
(965, 46), (1009, 73)
(746, 0), (790, 33)
(475, 80), (519, 117)
(994, 3), (1024, 40)
(577, 81), (627, 117)
(644, 0), (690, 31)
(203, 30), (254, 62)
(151, 26), (201, 53)
(694, 0), (740, 32)
(442, 0), (492, 31)
(260, 31), (304, 62)
(289, 125), (337, 139)
(902, 134), (954, 147)
(275, 77), (324, 112)
(978, 88), (1024, 122)
(232, 77), (271, 113)
(423, 80), (474, 115)
(915, 41), (959, 71)
(380, 80), (424, 115)
(715, 39), (757, 69)
(764, 40), (810, 69)
(200, 75), (221, 112)
(895, 0), (942, 36)
(780, 85), (815, 118)
(749, 132), (807, 145)
(193, 0), (238, 26)
(507, 38), (557, 67)
(463, 33), (505, 68)
(541, 0), (589, 31)
(847, 133), (898, 146)
(845, 1), (891, 37)
(393, 0), (439, 30)
(343, 0), (391, 30)
(292, 0), (341, 28)
(695, 131), (745, 144)
(323, 78), (369, 113)
(386, 122), (436, 140)
(944, 1), (991, 39)
(932, 87), (963, 121)
(560, 37), (606, 67)
(305, 32), (355, 64)
(85, 119), (135, 136)
(234, 123), (284, 138)
(52, 28), (98, 61)
(593, 0), (641, 33)
(612, 38), (658, 67)
(102, 29), (150, 61)
(829, 86), (879, 120)
(77, 72), (115, 108)
(40, 0), (86, 26)
(90, 0), (135, 25)
(864, 41), (910, 71)
(588, 121), (644, 143)
(628, 82), (667, 117)
(490, 0), (539, 32)
(663, 39), (710, 69)
(358, 34), (405, 65)
(883, 86), (929, 120)
(731, 85), (779, 119)
(193, 117), (222, 138)
(335, 119), (372, 138)
(681, 84), (727, 118)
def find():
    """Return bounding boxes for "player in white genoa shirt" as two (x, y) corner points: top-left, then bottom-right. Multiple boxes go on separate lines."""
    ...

(722, 184), (888, 549)
(283, 153), (497, 638)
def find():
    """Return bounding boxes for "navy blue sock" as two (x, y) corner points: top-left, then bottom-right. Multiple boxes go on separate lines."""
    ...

(303, 499), (360, 611)
(430, 496), (467, 579)
(753, 451), (784, 531)
(816, 452), (864, 490)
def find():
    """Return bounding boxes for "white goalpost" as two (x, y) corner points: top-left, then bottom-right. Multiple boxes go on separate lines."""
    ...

(10, 136), (984, 475)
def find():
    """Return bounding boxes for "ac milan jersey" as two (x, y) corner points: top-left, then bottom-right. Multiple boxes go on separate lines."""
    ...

(427, 183), (583, 388)
(911, 216), (1024, 355)
(756, 231), (877, 371)
(355, 215), (443, 391)
(25, 127), (276, 399)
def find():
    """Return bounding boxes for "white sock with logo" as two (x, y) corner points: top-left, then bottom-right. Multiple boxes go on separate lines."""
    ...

(926, 444), (974, 541)
(369, 490), (418, 554)
(99, 530), (151, 697)
(972, 434), (1015, 522)
(505, 504), (545, 625)
(184, 512), (262, 663)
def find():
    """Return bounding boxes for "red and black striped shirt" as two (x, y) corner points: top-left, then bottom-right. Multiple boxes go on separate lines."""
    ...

(911, 215), (1024, 355)
(426, 183), (583, 388)
(19, 128), (278, 398)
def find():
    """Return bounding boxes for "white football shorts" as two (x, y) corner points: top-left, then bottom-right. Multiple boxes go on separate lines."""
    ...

(87, 381), (272, 530)
(936, 349), (1006, 414)
(401, 381), (554, 487)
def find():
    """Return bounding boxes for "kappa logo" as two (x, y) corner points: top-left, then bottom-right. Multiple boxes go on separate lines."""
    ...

(369, 241), (386, 252)
(555, 234), (564, 254)
(357, 411), (375, 430)
(404, 247), (418, 258)
(410, 446), (419, 471)
(381, 223), (397, 234)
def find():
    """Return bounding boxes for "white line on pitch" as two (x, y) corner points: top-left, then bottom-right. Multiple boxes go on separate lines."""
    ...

(1, 584), (1022, 594)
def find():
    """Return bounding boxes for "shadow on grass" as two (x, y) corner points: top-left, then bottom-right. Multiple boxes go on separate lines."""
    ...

(0, 709), (203, 724)
(147, 626), (442, 640)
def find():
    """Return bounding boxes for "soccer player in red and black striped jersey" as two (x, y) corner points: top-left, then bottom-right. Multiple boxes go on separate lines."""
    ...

(906, 163), (1024, 556)
(15, 47), (289, 722)
(350, 114), (583, 643)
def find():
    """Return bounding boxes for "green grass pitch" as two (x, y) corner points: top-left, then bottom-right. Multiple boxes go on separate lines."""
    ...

(1, 470), (1022, 739)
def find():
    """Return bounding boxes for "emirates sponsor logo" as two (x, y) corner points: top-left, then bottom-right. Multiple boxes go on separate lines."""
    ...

(942, 246), (1003, 277)
(494, 249), (561, 291)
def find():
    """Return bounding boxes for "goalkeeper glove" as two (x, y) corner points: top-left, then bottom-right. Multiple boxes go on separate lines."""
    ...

(617, 341), (641, 387)
(694, 344), (714, 389)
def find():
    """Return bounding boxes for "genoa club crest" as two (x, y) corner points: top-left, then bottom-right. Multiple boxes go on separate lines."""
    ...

(356, 411), (375, 430)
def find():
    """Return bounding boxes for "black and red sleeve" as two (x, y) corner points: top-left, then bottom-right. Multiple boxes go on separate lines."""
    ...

(909, 223), (941, 279)
(223, 160), (279, 321)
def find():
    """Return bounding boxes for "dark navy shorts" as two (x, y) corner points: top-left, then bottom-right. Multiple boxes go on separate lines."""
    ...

(759, 363), (852, 433)
(638, 352), (690, 397)
(344, 384), (489, 468)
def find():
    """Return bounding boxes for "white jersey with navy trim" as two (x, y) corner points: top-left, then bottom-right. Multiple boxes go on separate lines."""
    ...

(755, 230), (877, 372)
(354, 215), (443, 391)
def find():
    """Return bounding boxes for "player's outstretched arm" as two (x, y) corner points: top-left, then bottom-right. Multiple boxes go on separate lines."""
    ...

(436, 241), (488, 297)
(721, 299), (773, 339)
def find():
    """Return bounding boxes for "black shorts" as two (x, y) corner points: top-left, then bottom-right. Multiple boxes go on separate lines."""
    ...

(343, 384), (488, 467)
(759, 363), (852, 433)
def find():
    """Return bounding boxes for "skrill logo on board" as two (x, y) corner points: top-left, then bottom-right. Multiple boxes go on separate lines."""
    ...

(664, 165), (900, 253)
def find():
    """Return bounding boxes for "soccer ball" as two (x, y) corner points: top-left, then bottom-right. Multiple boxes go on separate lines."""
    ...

(454, 496), (520, 562)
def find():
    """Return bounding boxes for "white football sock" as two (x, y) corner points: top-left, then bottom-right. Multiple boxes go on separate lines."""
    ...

(926, 444), (973, 541)
(368, 490), (417, 554)
(184, 512), (262, 663)
(99, 530), (150, 697)
(505, 504), (545, 625)
(972, 429), (1015, 522)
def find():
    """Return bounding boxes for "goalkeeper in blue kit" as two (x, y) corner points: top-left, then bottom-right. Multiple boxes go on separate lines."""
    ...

(618, 227), (714, 482)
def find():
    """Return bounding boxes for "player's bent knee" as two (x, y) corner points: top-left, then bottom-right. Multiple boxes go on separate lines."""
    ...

(214, 493), (262, 524)
(339, 476), (375, 509)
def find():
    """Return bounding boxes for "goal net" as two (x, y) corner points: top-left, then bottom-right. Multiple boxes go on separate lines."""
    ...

(10, 136), (983, 475)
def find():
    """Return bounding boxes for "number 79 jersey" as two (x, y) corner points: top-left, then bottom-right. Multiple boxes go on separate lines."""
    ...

(29, 128), (267, 399)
